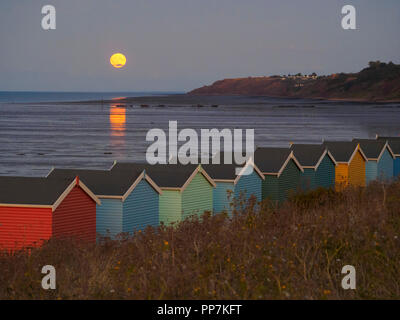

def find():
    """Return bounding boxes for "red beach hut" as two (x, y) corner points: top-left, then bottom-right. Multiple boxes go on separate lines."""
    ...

(0, 176), (100, 252)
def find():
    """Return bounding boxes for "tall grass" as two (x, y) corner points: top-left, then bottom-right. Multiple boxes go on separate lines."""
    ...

(1, 180), (399, 299)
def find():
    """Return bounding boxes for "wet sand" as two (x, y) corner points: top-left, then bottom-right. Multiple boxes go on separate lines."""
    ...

(1, 95), (399, 177)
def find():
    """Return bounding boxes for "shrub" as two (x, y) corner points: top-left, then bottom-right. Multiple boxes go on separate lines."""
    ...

(0, 181), (399, 300)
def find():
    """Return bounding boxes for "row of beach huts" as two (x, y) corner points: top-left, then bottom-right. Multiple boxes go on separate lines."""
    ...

(0, 136), (399, 251)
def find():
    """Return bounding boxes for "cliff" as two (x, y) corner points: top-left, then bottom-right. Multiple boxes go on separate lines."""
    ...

(189, 61), (400, 102)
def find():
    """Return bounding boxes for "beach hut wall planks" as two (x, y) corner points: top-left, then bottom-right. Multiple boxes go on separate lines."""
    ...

(212, 181), (234, 214)
(376, 136), (400, 177)
(254, 148), (303, 204)
(159, 190), (182, 225)
(0, 177), (100, 252)
(234, 164), (263, 205)
(181, 169), (214, 220)
(323, 141), (367, 190)
(290, 144), (337, 191)
(47, 168), (162, 238)
(203, 159), (264, 214)
(353, 139), (395, 184)
(389, 141), (400, 177)
(122, 176), (161, 233)
(111, 163), (216, 225)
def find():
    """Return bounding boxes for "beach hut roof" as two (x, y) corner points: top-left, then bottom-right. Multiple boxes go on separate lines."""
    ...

(376, 136), (400, 155)
(290, 144), (337, 169)
(111, 163), (216, 190)
(376, 135), (400, 141)
(352, 139), (395, 160)
(386, 141), (400, 156)
(202, 159), (265, 184)
(0, 176), (100, 210)
(323, 141), (367, 163)
(254, 147), (303, 176)
(201, 163), (239, 180)
(47, 168), (162, 199)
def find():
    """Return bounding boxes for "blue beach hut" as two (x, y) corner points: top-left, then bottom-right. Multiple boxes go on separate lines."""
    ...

(111, 163), (216, 225)
(47, 168), (162, 238)
(376, 136), (400, 177)
(202, 159), (265, 214)
(353, 139), (395, 184)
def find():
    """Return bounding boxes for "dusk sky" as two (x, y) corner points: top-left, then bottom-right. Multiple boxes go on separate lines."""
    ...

(0, 0), (399, 92)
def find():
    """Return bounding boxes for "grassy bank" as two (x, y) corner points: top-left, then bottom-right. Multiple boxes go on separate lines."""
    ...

(1, 180), (399, 300)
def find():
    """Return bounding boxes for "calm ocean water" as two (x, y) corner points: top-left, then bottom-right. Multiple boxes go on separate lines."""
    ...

(0, 92), (399, 177)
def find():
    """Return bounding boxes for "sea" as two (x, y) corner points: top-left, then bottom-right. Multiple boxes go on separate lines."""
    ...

(0, 91), (399, 177)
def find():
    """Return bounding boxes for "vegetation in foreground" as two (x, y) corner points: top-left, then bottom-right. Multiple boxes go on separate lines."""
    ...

(1, 180), (399, 300)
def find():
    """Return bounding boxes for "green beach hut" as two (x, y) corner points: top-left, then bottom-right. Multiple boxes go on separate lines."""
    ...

(111, 163), (216, 225)
(290, 143), (337, 191)
(254, 148), (303, 204)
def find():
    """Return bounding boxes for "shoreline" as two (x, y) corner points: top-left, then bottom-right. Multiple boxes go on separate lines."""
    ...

(15, 93), (400, 106)
(188, 93), (400, 104)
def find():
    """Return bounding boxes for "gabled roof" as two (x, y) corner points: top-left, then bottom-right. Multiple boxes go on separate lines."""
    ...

(376, 135), (400, 141)
(202, 158), (265, 184)
(352, 139), (395, 161)
(111, 163), (216, 190)
(376, 136), (400, 155)
(323, 141), (367, 163)
(254, 147), (303, 176)
(0, 176), (100, 211)
(290, 144), (337, 169)
(386, 141), (400, 156)
(47, 168), (162, 199)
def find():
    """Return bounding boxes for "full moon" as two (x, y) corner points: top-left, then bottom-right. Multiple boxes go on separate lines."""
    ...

(110, 53), (126, 69)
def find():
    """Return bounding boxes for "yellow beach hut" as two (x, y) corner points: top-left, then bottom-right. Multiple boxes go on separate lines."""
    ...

(323, 141), (368, 190)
